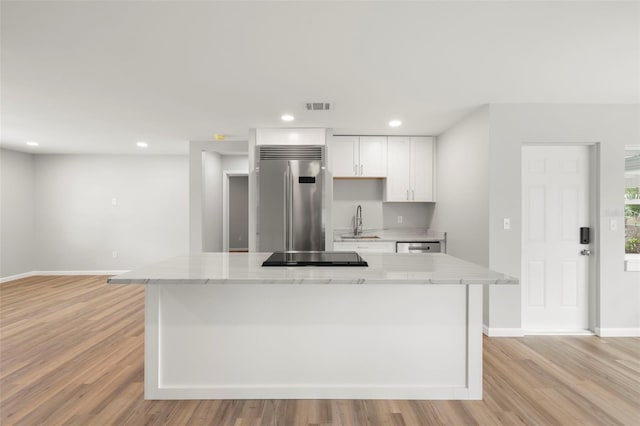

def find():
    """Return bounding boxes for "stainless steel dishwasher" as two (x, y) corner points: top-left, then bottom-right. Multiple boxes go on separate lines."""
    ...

(396, 241), (442, 253)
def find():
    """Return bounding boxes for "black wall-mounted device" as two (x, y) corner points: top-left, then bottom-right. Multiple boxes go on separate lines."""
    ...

(580, 227), (590, 244)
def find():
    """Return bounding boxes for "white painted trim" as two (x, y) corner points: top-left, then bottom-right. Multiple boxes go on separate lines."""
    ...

(222, 170), (248, 252)
(466, 285), (483, 399)
(147, 385), (473, 400)
(1, 270), (129, 283)
(0, 271), (34, 283)
(524, 329), (595, 336)
(145, 286), (160, 397)
(595, 328), (640, 337)
(483, 325), (525, 337)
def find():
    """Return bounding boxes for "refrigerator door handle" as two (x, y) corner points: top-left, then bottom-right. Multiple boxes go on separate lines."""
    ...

(284, 168), (289, 250)
(287, 161), (294, 250)
(285, 161), (293, 251)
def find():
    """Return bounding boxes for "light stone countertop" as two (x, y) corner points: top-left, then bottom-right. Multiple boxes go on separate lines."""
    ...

(107, 252), (517, 285)
(333, 228), (446, 243)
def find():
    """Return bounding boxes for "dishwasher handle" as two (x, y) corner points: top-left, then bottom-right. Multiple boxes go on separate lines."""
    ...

(396, 242), (442, 253)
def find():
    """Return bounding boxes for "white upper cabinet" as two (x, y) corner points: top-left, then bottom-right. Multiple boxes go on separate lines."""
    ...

(385, 136), (435, 202)
(411, 136), (434, 201)
(329, 136), (387, 178)
(386, 136), (412, 200)
(329, 136), (359, 177)
(358, 136), (387, 177)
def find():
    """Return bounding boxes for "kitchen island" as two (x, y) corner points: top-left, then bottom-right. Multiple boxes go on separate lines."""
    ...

(108, 252), (517, 400)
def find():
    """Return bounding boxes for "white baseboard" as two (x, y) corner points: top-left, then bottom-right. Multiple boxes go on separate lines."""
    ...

(483, 325), (525, 337)
(483, 325), (640, 337)
(0, 271), (35, 284)
(523, 329), (595, 336)
(1, 270), (129, 284)
(595, 328), (640, 337)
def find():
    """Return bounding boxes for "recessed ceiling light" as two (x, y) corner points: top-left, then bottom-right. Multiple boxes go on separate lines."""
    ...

(389, 120), (402, 128)
(26, 141), (39, 146)
(136, 141), (148, 148)
(281, 114), (295, 122)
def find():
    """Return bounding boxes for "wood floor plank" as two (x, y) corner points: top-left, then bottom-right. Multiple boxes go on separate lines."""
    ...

(1, 275), (639, 425)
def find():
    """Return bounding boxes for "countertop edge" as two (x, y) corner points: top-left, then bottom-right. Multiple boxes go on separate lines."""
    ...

(107, 277), (518, 285)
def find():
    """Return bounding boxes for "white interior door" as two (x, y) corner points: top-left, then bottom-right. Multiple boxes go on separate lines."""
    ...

(522, 145), (592, 332)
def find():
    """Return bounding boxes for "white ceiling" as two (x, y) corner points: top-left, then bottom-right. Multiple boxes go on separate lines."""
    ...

(1, 1), (638, 155)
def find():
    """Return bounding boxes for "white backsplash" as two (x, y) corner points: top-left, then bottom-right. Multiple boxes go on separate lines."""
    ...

(332, 179), (433, 231)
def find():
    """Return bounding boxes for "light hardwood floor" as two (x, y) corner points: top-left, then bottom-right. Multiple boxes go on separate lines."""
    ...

(1, 275), (639, 425)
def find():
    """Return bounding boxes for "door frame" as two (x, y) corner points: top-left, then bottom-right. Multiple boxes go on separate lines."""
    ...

(222, 170), (249, 252)
(520, 142), (600, 335)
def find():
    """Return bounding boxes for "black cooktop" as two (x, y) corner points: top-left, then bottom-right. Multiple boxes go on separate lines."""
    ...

(262, 251), (368, 267)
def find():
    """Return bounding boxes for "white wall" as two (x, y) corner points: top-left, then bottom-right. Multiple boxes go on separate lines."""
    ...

(434, 104), (640, 334)
(383, 202), (434, 230)
(333, 180), (384, 230)
(222, 155), (249, 173)
(487, 104), (640, 333)
(1, 149), (36, 278)
(332, 179), (432, 232)
(431, 106), (490, 267)
(189, 141), (248, 253)
(202, 151), (222, 252)
(32, 154), (189, 271)
(430, 107), (491, 325)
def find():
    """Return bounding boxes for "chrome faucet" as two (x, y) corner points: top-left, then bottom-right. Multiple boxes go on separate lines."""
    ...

(354, 205), (363, 236)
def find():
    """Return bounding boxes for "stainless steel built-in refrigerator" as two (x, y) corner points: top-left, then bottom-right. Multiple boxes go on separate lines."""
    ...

(257, 145), (325, 252)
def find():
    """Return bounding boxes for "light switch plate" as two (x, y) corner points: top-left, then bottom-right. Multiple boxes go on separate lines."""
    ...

(503, 218), (511, 230)
(610, 219), (617, 231)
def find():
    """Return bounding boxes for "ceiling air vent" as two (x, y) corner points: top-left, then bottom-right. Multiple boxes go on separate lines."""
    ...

(305, 102), (332, 111)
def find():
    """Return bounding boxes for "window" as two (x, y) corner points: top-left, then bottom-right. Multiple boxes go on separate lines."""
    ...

(625, 146), (640, 271)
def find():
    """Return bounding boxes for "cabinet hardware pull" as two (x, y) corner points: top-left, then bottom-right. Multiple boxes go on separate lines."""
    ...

(360, 164), (363, 175)
(412, 189), (415, 200)
(406, 190), (409, 200)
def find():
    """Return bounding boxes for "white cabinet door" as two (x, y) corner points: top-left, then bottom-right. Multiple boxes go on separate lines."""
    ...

(386, 137), (411, 201)
(329, 136), (358, 177)
(333, 241), (396, 253)
(358, 136), (387, 177)
(385, 136), (434, 202)
(411, 137), (434, 201)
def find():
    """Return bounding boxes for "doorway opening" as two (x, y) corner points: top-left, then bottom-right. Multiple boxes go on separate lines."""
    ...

(521, 144), (598, 334)
(224, 173), (249, 252)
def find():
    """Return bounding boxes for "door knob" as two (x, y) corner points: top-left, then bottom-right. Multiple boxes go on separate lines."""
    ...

(580, 249), (592, 256)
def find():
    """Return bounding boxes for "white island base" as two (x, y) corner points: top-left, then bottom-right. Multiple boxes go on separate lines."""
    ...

(145, 283), (483, 400)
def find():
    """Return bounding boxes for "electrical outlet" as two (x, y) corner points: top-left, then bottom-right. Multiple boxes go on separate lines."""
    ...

(503, 218), (511, 230)
(397, 216), (403, 224)
(112, 250), (118, 258)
